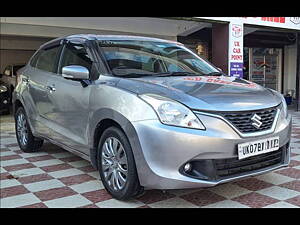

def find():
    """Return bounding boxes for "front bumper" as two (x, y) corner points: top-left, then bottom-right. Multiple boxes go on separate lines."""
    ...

(132, 111), (292, 190)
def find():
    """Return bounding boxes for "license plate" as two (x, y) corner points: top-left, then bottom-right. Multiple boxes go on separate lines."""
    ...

(238, 136), (280, 160)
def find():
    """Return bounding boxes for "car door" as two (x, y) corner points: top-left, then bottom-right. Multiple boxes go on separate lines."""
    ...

(25, 43), (62, 136)
(45, 39), (93, 154)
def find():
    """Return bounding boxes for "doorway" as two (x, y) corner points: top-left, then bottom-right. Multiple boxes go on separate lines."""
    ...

(245, 47), (282, 92)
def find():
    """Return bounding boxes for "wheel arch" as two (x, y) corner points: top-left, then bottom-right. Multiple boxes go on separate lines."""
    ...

(89, 108), (144, 174)
(14, 99), (24, 114)
(13, 97), (37, 136)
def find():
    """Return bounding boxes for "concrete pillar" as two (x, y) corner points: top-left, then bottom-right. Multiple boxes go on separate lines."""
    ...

(212, 23), (229, 74)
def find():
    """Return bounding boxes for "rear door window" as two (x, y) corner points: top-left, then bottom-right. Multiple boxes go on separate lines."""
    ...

(35, 45), (61, 73)
(30, 51), (41, 68)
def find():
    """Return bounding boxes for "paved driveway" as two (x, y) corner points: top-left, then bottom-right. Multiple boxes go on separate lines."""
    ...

(1, 112), (300, 208)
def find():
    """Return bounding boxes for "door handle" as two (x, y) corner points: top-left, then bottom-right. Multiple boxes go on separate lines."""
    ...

(46, 85), (56, 93)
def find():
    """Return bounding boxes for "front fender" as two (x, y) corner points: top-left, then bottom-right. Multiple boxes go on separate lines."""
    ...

(88, 108), (151, 183)
(87, 83), (158, 178)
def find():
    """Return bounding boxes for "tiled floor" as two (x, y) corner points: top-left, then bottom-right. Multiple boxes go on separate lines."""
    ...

(1, 111), (300, 208)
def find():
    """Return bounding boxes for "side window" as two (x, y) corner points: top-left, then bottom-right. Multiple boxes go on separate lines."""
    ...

(35, 46), (61, 73)
(59, 42), (92, 74)
(30, 51), (41, 68)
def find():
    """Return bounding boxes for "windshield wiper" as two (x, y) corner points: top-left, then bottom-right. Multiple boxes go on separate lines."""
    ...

(113, 73), (152, 78)
(205, 72), (225, 76)
(153, 72), (203, 77)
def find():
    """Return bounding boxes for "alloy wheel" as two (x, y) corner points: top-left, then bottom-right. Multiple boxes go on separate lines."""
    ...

(16, 112), (28, 146)
(101, 137), (128, 191)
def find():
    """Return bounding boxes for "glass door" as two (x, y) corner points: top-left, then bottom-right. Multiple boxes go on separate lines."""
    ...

(249, 48), (282, 91)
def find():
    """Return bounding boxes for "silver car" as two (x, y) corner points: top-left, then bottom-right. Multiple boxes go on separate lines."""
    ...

(13, 34), (292, 200)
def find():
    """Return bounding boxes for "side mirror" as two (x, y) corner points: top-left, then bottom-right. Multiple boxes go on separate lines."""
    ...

(217, 67), (223, 72)
(62, 65), (89, 80)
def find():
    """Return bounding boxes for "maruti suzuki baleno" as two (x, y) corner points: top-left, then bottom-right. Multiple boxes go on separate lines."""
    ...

(13, 35), (292, 200)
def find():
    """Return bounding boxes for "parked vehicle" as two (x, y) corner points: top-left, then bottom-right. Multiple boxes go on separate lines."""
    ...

(0, 64), (25, 103)
(13, 35), (292, 200)
(0, 82), (10, 114)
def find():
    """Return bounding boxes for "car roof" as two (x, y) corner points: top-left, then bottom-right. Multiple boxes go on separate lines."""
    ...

(40, 34), (183, 49)
(71, 34), (181, 43)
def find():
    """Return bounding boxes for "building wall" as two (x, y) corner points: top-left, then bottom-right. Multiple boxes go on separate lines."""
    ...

(0, 35), (52, 50)
(284, 44), (297, 97)
(0, 50), (35, 72)
(0, 18), (182, 72)
(1, 17), (205, 41)
(0, 35), (52, 71)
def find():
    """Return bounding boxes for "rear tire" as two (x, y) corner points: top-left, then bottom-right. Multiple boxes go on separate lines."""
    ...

(97, 126), (143, 200)
(15, 107), (44, 153)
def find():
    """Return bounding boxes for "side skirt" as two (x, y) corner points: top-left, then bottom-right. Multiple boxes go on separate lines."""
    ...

(35, 134), (91, 163)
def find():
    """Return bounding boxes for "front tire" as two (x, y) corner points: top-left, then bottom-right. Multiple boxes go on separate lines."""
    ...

(15, 107), (44, 152)
(97, 126), (143, 200)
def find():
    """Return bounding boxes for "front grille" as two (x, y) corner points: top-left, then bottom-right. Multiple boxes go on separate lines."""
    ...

(215, 148), (284, 179)
(220, 106), (278, 133)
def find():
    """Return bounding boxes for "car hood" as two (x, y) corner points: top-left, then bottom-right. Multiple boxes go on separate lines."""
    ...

(115, 75), (282, 112)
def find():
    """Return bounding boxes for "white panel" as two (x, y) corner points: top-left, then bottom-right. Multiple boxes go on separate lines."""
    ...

(228, 22), (244, 78)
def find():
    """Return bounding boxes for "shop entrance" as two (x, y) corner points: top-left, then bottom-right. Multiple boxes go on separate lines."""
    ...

(244, 47), (282, 92)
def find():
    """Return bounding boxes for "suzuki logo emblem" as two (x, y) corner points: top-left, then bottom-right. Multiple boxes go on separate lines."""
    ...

(251, 114), (263, 129)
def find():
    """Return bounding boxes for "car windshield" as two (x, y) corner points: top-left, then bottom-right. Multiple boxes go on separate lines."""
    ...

(98, 40), (222, 77)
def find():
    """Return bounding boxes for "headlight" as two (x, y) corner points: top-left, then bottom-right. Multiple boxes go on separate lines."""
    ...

(139, 94), (205, 130)
(0, 86), (8, 93)
(279, 93), (288, 119)
(268, 88), (288, 119)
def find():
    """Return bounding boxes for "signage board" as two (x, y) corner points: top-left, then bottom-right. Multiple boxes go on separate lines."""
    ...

(196, 17), (300, 78)
(196, 17), (300, 31)
(228, 22), (244, 78)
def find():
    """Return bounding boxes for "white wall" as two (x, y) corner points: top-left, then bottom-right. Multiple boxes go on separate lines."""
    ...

(283, 44), (297, 97)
